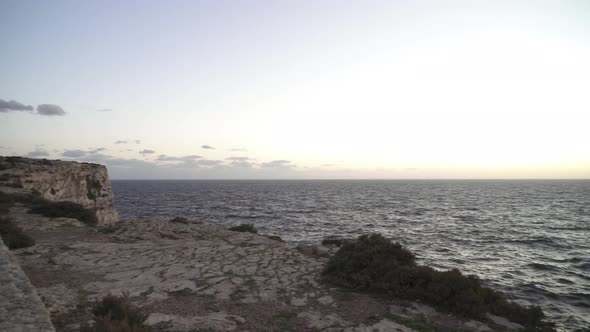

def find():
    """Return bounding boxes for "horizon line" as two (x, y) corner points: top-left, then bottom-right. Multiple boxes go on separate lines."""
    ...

(110, 178), (590, 181)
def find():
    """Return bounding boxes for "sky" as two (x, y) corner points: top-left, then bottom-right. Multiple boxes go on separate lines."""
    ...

(1, 0), (589, 179)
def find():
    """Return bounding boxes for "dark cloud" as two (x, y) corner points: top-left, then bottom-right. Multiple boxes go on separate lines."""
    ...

(1, 99), (67, 116)
(0, 99), (34, 112)
(201, 145), (215, 150)
(114, 140), (128, 144)
(261, 160), (293, 168)
(135, 140), (141, 144)
(36, 104), (66, 116)
(157, 154), (202, 162)
(25, 150), (49, 158)
(62, 148), (105, 158)
(63, 149), (88, 158)
(139, 149), (156, 155)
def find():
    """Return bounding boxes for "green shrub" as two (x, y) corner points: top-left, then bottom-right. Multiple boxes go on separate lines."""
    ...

(169, 216), (189, 224)
(385, 314), (433, 332)
(322, 234), (555, 331)
(0, 216), (35, 249)
(0, 191), (14, 205)
(86, 175), (103, 200)
(29, 201), (97, 225)
(81, 294), (148, 332)
(229, 223), (258, 234)
(321, 236), (353, 247)
(265, 235), (284, 242)
(98, 224), (122, 234)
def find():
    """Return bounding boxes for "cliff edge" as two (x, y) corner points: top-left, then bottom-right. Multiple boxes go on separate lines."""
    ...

(0, 156), (118, 225)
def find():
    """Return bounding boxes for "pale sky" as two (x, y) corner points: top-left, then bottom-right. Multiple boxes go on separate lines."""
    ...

(1, 1), (589, 179)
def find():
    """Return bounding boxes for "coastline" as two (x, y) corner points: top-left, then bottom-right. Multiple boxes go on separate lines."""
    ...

(0, 157), (557, 331)
(4, 207), (518, 331)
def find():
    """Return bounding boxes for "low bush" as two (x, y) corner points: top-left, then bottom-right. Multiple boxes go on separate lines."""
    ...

(229, 223), (258, 234)
(169, 216), (189, 224)
(0, 190), (51, 206)
(81, 294), (148, 332)
(29, 201), (97, 225)
(322, 234), (555, 331)
(0, 216), (35, 249)
(265, 235), (284, 242)
(321, 236), (353, 247)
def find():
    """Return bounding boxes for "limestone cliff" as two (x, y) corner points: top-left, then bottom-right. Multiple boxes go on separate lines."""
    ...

(0, 156), (118, 225)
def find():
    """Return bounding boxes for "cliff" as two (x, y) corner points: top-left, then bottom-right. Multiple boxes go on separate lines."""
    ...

(0, 157), (528, 331)
(0, 157), (118, 225)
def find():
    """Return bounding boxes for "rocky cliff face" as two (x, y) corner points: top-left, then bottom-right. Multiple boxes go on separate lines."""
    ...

(0, 156), (118, 225)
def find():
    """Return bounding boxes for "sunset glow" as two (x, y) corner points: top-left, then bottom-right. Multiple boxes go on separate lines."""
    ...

(1, 1), (589, 179)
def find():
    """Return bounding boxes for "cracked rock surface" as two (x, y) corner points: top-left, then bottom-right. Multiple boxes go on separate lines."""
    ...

(8, 209), (504, 331)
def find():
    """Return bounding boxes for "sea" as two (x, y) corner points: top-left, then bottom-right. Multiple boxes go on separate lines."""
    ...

(112, 180), (590, 331)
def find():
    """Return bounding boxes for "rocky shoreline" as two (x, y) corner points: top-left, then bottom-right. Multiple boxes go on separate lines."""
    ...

(0, 157), (528, 331)
(4, 206), (521, 332)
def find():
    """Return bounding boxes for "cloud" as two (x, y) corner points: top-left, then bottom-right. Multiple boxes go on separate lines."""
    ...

(197, 159), (223, 166)
(225, 157), (256, 168)
(261, 160), (294, 168)
(156, 154), (202, 162)
(321, 164), (335, 167)
(25, 150), (49, 158)
(229, 148), (247, 152)
(96, 108), (112, 112)
(114, 139), (141, 145)
(229, 161), (256, 168)
(88, 148), (106, 154)
(0, 99), (34, 112)
(1, 99), (66, 116)
(62, 148), (106, 158)
(63, 149), (88, 158)
(201, 145), (215, 150)
(36, 104), (66, 116)
(139, 149), (155, 155)
(226, 156), (253, 161)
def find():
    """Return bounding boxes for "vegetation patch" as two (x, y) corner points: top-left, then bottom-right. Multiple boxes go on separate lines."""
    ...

(98, 224), (122, 234)
(81, 294), (148, 332)
(29, 201), (97, 225)
(86, 175), (103, 200)
(385, 313), (433, 332)
(169, 216), (190, 224)
(229, 223), (258, 234)
(266, 310), (297, 331)
(321, 236), (353, 247)
(265, 235), (284, 242)
(0, 216), (35, 249)
(322, 234), (556, 331)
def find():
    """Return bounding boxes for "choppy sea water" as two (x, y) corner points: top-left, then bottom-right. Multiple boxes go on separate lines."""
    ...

(112, 180), (590, 330)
